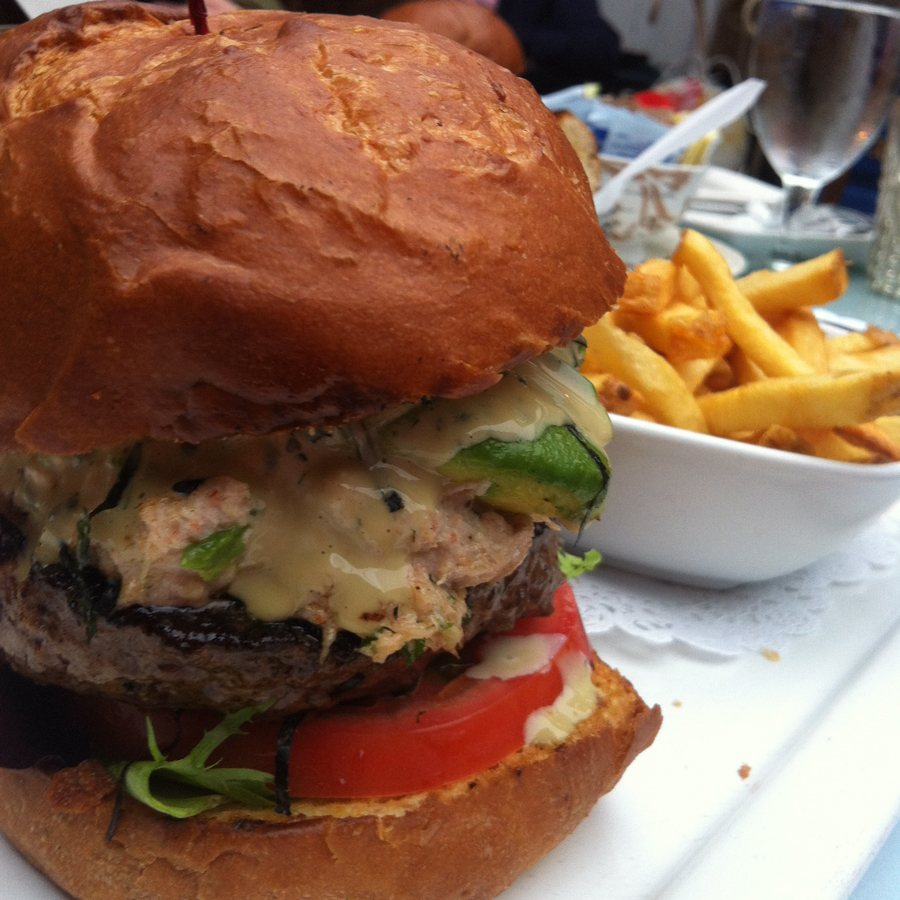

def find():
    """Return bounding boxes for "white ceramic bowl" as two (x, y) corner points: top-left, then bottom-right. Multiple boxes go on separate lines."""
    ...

(566, 414), (900, 588)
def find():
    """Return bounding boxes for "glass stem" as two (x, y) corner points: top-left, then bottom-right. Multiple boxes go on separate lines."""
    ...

(779, 176), (821, 231)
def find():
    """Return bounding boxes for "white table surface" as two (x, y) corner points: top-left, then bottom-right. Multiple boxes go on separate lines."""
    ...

(849, 819), (900, 899)
(501, 539), (900, 900)
(826, 272), (900, 900)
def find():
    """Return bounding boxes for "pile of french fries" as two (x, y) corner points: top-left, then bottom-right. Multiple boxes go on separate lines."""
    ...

(581, 229), (900, 463)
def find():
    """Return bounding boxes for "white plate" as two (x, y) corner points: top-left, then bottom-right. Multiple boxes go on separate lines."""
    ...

(3, 517), (900, 900)
(681, 166), (874, 268)
(607, 229), (746, 276)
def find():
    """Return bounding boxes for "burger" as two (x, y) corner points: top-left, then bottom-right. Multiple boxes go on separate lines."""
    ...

(0, 5), (661, 900)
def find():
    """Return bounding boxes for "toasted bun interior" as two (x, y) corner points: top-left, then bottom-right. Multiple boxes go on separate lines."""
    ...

(0, 655), (660, 900)
(0, 3), (624, 455)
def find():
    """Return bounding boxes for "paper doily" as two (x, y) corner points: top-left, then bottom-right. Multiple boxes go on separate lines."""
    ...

(571, 513), (900, 655)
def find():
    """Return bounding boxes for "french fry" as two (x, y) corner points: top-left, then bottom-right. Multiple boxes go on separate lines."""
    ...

(775, 308), (829, 373)
(702, 356), (736, 393)
(673, 264), (706, 309)
(827, 344), (900, 374)
(727, 345), (766, 385)
(582, 316), (708, 432)
(833, 423), (900, 463)
(674, 357), (720, 394)
(617, 258), (675, 314)
(799, 428), (886, 463)
(613, 303), (731, 363)
(824, 333), (874, 355)
(697, 370), (900, 435)
(732, 424), (814, 456)
(580, 231), (900, 464)
(735, 249), (849, 315)
(874, 415), (900, 445)
(584, 371), (648, 417)
(825, 326), (900, 357)
(865, 327), (900, 348)
(673, 230), (815, 378)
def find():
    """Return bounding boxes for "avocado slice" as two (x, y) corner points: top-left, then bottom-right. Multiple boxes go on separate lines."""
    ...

(437, 425), (610, 526)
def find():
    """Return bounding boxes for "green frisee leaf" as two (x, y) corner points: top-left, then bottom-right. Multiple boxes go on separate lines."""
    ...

(75, 514), (91, 569)
(107, 704), (276, 819)
(557, 548), (602, 579)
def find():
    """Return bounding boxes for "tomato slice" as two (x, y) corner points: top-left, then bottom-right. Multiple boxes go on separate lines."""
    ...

(73, 584), (593, 799)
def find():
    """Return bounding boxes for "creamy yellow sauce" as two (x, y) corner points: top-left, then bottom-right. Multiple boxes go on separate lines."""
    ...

(464, 632), (598, 746)
(0, 352), (610, 660)
(383, 356), (611, 469)
(0, 451), (122, 578)
(466, 633), (567, 680)
(227, 452), (445, 629)
(525, 652), (599, 745)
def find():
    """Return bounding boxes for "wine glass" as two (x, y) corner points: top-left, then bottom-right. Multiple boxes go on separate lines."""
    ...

(747, 0), (900, 257)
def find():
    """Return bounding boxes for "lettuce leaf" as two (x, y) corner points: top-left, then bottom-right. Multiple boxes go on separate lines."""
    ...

(107, 705), (275, 819)
(557, 548), (602, 579)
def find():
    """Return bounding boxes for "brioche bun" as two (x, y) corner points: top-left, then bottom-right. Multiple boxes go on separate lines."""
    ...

(0, 655), (660, 900)
(0, 3), (624, 455)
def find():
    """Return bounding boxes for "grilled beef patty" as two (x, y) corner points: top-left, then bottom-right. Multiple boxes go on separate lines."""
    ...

(0, 520), (562, 715)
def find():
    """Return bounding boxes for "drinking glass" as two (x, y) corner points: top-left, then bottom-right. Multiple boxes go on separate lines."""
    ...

(747, 0), (900, 257)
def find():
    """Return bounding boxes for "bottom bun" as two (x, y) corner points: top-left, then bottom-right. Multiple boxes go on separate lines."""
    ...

(0, 656), (661, 900)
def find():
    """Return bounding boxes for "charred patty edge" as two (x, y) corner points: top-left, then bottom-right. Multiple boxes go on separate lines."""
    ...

(0, 523), (563, 715)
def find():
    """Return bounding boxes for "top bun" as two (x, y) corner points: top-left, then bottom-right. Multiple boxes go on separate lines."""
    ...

(0, 4), (624, 454)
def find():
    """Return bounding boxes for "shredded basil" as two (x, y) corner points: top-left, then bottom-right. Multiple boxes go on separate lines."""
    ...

(106, 705), (275, 819)
(360, 626), (391, 649)
(557, 548), (602, 578)
(90, 443), (143, 516)
(58, 528), (108, 642)
(180, 525), (248, 581)
(75, 514), (91, 569)
(403, 638), (427, 665)
(274, 712), (305, 816)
